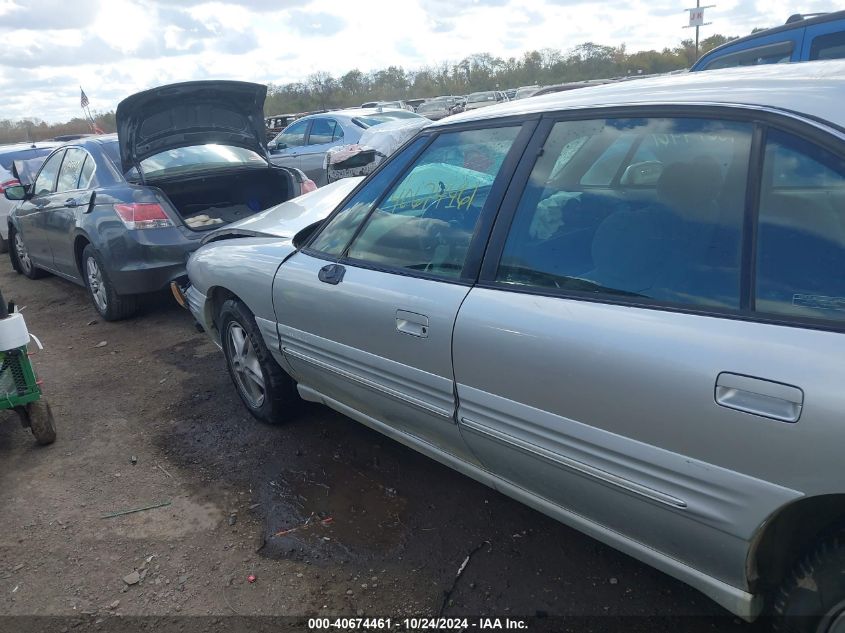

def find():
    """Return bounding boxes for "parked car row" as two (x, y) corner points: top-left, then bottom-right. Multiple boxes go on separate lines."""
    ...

(4, 81), (316, 320)
(173, 60), (845, 632)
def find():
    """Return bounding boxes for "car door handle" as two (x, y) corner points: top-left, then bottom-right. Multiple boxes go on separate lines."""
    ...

(395, 310), (429, 338)
(64, 198), (79, 208)
(715, 372), (803, 423)
(318, 263), (345, 285)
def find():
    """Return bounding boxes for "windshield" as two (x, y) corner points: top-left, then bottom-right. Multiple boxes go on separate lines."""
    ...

(138, 144), (266, 178)
(467, 92), (496, 103)
(419, 100), (448, 110)
(353, 111), (422, 128)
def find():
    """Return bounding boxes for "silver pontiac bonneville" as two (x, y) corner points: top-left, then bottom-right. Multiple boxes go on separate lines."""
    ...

(183, 61), (845, 629)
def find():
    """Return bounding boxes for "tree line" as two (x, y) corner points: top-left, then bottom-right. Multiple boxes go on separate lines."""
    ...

(0, 34), (737, 144)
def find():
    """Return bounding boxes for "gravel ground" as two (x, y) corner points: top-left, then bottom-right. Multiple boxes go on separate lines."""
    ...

(0, 265), (766, 632)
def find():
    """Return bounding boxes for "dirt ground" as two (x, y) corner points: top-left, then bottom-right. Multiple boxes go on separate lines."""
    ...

(0, 265), (768, 632)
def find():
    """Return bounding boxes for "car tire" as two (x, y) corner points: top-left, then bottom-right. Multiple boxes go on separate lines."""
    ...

(218, 298), (300, 424)
(774, 529), (845, 632)
(82, 244), (138, 321)
(11, 229), (45, 279)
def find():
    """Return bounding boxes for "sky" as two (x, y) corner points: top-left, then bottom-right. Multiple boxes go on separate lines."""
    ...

(0, 0), (838, 123)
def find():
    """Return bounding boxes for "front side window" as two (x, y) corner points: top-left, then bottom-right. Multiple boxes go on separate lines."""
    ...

(309, 136), (429, 256)
(496, 117), (752, 309)
(277, 119), (309, 148)
(755, 130), (845, 322)
(56, 148), (87, 192)
(33, 150), (65, 196)
(345, 126), (521, 279)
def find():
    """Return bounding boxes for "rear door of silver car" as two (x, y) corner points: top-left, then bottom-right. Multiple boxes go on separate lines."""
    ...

(274, 121), (535, 463)
(452, 108), (845, 594)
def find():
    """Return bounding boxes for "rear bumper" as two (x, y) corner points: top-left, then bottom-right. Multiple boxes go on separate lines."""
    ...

(97, 226), (201, 295)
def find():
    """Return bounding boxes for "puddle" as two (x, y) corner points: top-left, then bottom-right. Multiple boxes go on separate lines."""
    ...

(259, 459), (407, 561)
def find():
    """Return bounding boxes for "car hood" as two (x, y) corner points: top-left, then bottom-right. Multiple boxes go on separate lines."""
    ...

(201, 176), (364, 243)
(116, 80), (268, 174)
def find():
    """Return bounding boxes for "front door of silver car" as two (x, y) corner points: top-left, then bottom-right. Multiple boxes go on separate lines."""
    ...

(268, 118), (309, 172)
(452, 111), (845, 616)
(274, 124), (529, 464)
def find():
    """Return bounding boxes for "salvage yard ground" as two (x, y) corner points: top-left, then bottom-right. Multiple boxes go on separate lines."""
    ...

(0, 267), (764, 631)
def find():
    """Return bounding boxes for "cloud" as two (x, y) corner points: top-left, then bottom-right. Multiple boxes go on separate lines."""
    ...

(0, 0), (102, 30)
(152, 0), (311, 11)
(418, 0), (510, 18)
(286, 10), (346, 37)
(215, 29), (260, 55)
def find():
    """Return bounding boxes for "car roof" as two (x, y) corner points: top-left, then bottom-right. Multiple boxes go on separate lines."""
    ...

(704, 10), (845, 54)
(0, 141), (62, 153)
(436, 60), (845, 130)
(297, 108), (411, 121)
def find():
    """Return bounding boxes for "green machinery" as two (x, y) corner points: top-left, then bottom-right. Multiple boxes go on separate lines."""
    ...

(0, 292), (55, 445)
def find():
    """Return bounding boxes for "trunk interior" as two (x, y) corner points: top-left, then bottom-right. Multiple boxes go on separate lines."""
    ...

(154, 168), (293, 230)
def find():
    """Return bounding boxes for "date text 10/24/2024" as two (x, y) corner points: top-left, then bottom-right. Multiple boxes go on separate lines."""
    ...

(308, 617), (529, 630)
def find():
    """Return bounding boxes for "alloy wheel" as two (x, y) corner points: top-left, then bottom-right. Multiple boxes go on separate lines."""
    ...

(86, 256), (108, 313)
(14, 233), (32, 275)
(818, 601), (845, 633)
(226, 322), (265, 408)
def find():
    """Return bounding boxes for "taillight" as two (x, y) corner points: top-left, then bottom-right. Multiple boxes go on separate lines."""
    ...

(301, 179), (318, 195)
(113, 203), (174, 230)
(0, 179), (20, 194)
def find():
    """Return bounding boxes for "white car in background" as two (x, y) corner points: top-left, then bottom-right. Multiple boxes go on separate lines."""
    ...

(0, 142), (61, 252)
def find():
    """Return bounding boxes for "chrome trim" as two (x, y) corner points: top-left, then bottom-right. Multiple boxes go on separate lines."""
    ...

(284, 346), (453, 420)
(460, 416), (688, 510)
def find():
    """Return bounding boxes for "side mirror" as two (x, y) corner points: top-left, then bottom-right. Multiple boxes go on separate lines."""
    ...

(4, 184), (27, 201)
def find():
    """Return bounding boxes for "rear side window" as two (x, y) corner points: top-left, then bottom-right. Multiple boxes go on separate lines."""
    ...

(33, 150), (65, 196)
(56, 148), (87, 192)
(810, 31), (845, 60)
(78, 155), (97, 189)
(345, 126), (521, 279)
(702, 41), (794, 70)
(308, 119), (340, 145)
(495, 117), (752, 309)
(755, 130), (845, 322)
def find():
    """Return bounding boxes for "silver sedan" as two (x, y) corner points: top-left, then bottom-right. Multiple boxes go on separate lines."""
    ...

(268, 108), (425, 186)
(183, 61), (845, 630)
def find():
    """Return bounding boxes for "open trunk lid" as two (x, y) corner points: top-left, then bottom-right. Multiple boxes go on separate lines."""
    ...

(116, 80), (268, 174)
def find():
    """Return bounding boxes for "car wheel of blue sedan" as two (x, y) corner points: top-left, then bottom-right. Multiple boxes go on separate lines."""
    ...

(12, 230), (44, 280)
(82, 245), (138, 321)
(219, 298), (300, 424)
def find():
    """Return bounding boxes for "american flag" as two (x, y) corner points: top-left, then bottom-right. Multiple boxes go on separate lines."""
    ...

(80, 88), (89, 109)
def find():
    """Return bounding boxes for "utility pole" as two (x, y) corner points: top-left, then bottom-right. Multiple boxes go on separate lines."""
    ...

(684, 0), (715, 61)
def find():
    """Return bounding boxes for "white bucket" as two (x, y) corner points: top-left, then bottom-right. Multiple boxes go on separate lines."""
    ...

(0, 313), (30, 351)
